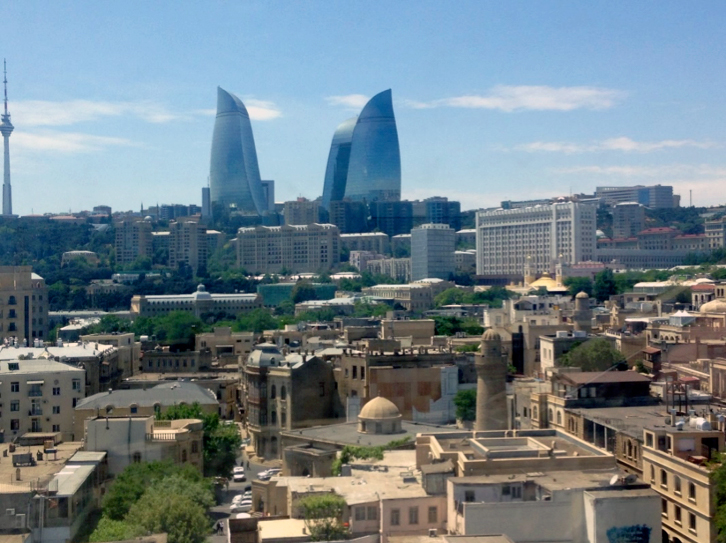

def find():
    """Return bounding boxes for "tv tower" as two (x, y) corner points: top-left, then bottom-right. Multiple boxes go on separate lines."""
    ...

(1, 60), (14, 217)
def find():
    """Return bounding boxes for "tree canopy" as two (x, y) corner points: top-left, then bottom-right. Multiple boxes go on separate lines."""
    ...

(559, 338), (626, 372)
(453, 389), (476, 421)
(297, 494), (350, 542)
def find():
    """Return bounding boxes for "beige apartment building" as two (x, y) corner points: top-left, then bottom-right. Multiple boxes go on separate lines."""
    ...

(0, 357), (85, 442)
(131, 284), (262, 318)
(642, 424), (723, 543)
(0, 266), (48, 343)
(283, 198), (319, 225)
(236, 223), (340, 274)
(114, 219), (153, 265)
(340, 232), (390, 254)
(168, 219), (208, 274)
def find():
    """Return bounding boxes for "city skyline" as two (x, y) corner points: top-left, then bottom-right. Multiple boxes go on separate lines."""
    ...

(1, 1), (726, 214)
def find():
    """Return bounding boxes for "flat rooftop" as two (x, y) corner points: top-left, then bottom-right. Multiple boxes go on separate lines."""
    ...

(274, 450), (427, 504)
(258, 518), (308, 542)
(0, 441), (84, 494)
(450, 468), (637, 493)
(567, 404), (674, 439)
(0, 344), (115, 362)
(282, 421), (457, 448)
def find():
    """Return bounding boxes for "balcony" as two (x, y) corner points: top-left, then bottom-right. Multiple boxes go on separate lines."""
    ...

(29, 408), (43, 416)
(28, 389), (43, 397)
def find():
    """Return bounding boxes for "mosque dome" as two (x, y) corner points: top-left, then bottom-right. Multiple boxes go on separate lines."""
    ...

(576, 291), (589, 299)
(700, 299), (726, 314)
(482, 329), (501, 342)
(358, 396), (403, 434)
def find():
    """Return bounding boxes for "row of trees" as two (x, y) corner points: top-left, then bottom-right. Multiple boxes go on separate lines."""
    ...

(91, 461), (213, 543)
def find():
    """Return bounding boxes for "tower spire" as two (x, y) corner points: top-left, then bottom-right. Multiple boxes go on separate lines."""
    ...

(3, 59), (7, 117)
(1, 59), (15, 217)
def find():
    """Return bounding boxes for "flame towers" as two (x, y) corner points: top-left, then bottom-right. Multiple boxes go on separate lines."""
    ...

(209, 87), (267, 216)
(321, 89), (401, 209)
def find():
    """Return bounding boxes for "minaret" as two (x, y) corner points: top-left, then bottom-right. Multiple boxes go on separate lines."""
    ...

(1, 60), (14, 217)
(474, 329), (509, 431)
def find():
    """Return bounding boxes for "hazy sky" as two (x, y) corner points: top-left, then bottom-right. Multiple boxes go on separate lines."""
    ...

(2, 1), (725, 214)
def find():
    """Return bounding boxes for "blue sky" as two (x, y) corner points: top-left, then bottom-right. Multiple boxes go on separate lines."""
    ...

(2, 1), (725, 214)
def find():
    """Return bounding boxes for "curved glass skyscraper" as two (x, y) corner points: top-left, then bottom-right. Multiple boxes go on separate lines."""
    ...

(321, 116), (356, 210)
(209, 87), (267, 215)
(321, 89), (401, 208)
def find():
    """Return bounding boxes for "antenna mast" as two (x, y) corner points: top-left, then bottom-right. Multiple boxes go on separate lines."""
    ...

(3, 59), (8, 117)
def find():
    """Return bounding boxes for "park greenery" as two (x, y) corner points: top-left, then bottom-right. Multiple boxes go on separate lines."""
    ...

(432, 316), (484, 336)
(91, 461), (212, 543)
(297, 494), (350, 542)
(433, 286), (511, 308)
(453, 389), (476, 422)
(331, 437), (412, 476)
(156, 402), (242, 477)
(559, 338), (627, 372)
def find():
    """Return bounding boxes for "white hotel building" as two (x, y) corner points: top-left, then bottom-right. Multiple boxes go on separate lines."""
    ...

(476, 201), (597, 276)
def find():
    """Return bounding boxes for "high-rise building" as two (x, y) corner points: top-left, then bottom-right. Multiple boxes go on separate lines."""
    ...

(370, 201), (413, 237)
(237, 223), (340, 274)
(412, 197), (462, 230)
(1, 60), (14, 217)
(115, 220), (153, 266)
(209, 87), (267, 216)
(261, 180), (275, 211)
(612, 202), (645, 239)
(328, 200), (369, 233)
(0, 266), (48, 343)
(169, 220), (208, 275)
(476, 202), (597, 276)
(201, 187), (211, 219)
(411, 223), (455, 281)
(595, 184), (676, 209)
(321, 90), (400, 209)
(283, 198), (319, 225)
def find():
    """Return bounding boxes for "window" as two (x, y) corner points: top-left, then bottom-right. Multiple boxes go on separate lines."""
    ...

(10, 400), (18, 412)
(52, 406), (60, 414)
(428, 506), (437, 524)
(464, 490), (475, 502)
(661, 499), (668, 517)
(689, 482), (696, 503)
(132, 452), (142, 463)
(650, 465), (655, 483)
(72, 379), (81, 391)
(390, 509), (400, 526)
(10, 419), (19, 431)
(674, 506), (682, 525)
(271, 411), (277, 425)
(52, 424), (60, 432)
(674, 476), (682, 495)
(361, 366), (365, 380)
(10, 382), (19, 393)
(512, 485), (522, 499)
(281, 386), (286, 400)
(355, 507), (365, 521)
(319, 382), (325, 397)
(72, 398), (78, 408)
(52, 387), (60, 396)
(281, 412), (287, 426)
(408, 507), (418, 525)
(352, 366), (357, 379)
(130, 405), (138, 414)
(270, 385), (276, 399)
(689, 512), (696, 533)
(367, 506), (377, 520)
(181, 450), (187, 462)
(660, 469), (668, 489)
(192, 441), (199, 454)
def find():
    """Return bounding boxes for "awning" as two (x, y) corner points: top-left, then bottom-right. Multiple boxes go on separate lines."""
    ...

(27, 380), (44, 385)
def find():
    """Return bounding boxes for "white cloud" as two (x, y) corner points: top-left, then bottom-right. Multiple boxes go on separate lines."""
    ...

(407, 85), (625, 112)
(517, 137), (718, 154)
(326, 94), (370, 109)
(244, 99), (282, 121)
(555, 164), (726, 177)
(12, 100), (181, 127)
(13, 130), (135, 153)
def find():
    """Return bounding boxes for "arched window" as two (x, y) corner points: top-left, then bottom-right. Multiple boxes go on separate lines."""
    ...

(661, 469), (668, 489)
(271, 411), (277, 425)
(556, 411), (562, 425)
(548, 408), (553, 423)
(8, 296), (16, 305)
(270, 385), (276, 399)
(533, 406), (538, 419)
(650, 465), (655, 483)
(281, 386), (287, 400)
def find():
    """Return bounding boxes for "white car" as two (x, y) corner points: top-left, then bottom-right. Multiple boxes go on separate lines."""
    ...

(258, 468), (280, 481)
(231, 499), (252, 513)
(232, 494), (248, 504)
(232, 467), (246, 482)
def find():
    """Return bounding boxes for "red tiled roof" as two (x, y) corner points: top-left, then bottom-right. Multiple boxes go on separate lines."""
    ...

(638, 227), (678, 235)
(691, 284), (715, 292)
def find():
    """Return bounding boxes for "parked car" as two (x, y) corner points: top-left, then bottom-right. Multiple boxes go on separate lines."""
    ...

(232, 467), (246, 482)
(232, 494), (248, 504)
(257, 468), (281, 481)
(230, 499), (252, 513)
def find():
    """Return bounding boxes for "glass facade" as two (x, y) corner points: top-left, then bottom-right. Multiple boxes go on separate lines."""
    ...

(322, 89), (401, 207)
(209, 87), (267, 215)
(321, 116), (356, 210)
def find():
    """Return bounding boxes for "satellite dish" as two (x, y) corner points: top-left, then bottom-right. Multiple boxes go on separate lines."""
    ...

(625, 474), (638, 484)
(609, 475), (620, 486)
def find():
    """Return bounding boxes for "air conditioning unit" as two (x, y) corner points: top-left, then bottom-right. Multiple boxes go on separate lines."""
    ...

(15, 514), (25, 528)
(6, 508), (15, 516)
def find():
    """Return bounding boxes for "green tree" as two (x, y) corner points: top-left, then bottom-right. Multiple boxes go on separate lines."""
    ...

(86, 315), (133, 334)
(593, 269), (617, 302)
(234, 308), (279, 333)
(292, 281), (318, 303)
(563, 277), (593, 298)
(89, 518), (144, 542)
(453, 389), (477, 422)
(297, 494), (350, 542)
(711, 455), (726, 542)
(559, 338), (626, 372)
(125, 490), (210, 543)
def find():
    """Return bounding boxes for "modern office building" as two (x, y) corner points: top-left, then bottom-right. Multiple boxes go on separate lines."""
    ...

(168, 219), (208, 275)
(201, 186), (211, 218)
(115, 219), (153, 265)
(476, 202), (597, 276)
(340, 232), (390, 255)
(595, 184), (676, 209)
(236, 223), (340, 274)
(283, 198), (319, 225)
(412, 197), (461, 230)
(0, 266), (48, 343)
(612, 202), (645, 239)
(322, 90), (401, 208)
(411, 223), (455, 281)
(328, 200), (369, 233)
(209, 87), (267, 216)
(370, 200), (413, 237)
(261, 180), (275, 211)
